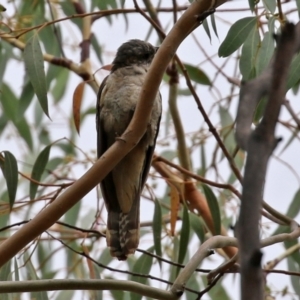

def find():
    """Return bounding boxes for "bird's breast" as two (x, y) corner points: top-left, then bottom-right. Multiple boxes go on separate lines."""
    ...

(100, 66), (161, 145)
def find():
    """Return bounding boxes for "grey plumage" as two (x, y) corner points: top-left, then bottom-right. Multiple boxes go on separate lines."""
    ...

(96, 40), (162, 260)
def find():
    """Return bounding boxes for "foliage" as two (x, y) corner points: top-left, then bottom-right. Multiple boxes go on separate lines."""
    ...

(0, 0), (300, 299)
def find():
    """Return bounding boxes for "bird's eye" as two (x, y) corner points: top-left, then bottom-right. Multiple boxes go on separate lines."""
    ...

(143, 53), (151, 59)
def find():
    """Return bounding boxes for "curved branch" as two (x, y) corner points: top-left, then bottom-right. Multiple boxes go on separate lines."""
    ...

(0, 279), (176, 299)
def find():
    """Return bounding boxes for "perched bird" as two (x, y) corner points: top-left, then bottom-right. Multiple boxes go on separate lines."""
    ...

(96, 39), (162, 260)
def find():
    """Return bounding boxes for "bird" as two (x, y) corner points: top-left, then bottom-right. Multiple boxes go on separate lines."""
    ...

(96, 39), (162, 260)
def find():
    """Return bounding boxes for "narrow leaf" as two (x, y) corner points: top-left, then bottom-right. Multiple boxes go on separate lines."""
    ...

(239, 25), (260, 80)
(0, 4), (6, 12)
(287, 52), (300, 90)
(0, 151), (18, 209)
(262, 0), (276, 13)
(30, 145), (52, 200)
(176, 204), (190, 276)
(248, 0), (256, 11)
(190, 213), (205, 243)
(24, 34), (49, 118)
(210, 13), (218, 38)
(202, 19), (211, 42)
(130, 246), (154, 300)
(153, 198), (162, 260)
(202, 185), (221, 235)
(180, 63), (211, 85)
(219, 17), (257, 57)
(256, 32), (275, 76)
(72, 81), (86, 134)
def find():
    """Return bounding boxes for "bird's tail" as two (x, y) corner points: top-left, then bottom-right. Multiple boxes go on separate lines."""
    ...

(106, 210), (140, 260)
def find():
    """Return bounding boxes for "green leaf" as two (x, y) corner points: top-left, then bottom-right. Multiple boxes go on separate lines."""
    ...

(0, 151), (18, 209)
(0, 83), (17, 121)
(189, 213), (205, 243)
(239, 25), (260, 80)
(24, 254), (49, 300)
(285, 189), (300, 219)
(287, 255), (300, 296)
(198, 143), (206, 177)
(91, 34), (103, 64)
(0, 259), (11, 281)
(248, 0), (256, 11)
(256, 32), (275, 76)
(17, 79), (35, 121)
(272, 189), (300, 236)
(219, 17), (257, 57)
(186, 273), (201, 300)
(24, 34), (49, 118)
(296, 0), (300, 18)
(0, 82), (33, 150)
(14, 258), (19, 281)
(202, 185), (221, 235)
(51, 68), (69, 103)
(0, 4), (7, 11)
(169, 236), (179, 282)
(176, 204), (190, 276)
(210, 13), (218, 38)
(15, 118), (34, 151)
(64, 201), (81, 226)
(153, 198), (162, 260)
(205, 274), (231, 300)
(180, 63), (211, 85)
(262, 0), (276, 13)
(30, 145), (52, 200)
(219, 106), (236, 154)
(130, 246), (154, 300)
(287, 52), (300, 90)
(202, 19), (211, 42)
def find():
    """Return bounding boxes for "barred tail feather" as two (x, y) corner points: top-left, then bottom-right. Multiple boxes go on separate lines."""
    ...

(106, 209), (140, 261)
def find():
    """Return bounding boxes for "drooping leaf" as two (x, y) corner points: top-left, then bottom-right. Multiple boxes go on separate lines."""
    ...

(30, 144), (52, 200)
(262, 0), (276, 13)
(153, 198), (162, 260)
(239, 25), (260, 80)
(24, 34), (49, 118)
(0, 4), (7, 11)
(219, 17), (258, 57)
(296, 0), (300, 18)
(0, 259), (11, 281)
(51, 67), (69, 103)
(17, 79), (35, 121)
(202, 19), (211, 42)
(73, 81), (86, 134)
(14, 258), (19, 281)
(190, 212), (205, 243)
(0, 151), (18, 209)
(287, 52), (300, 90)
(285, 189), (300, 219)
(180, 63), (211, 86)
(169, 236), (179, 282)
(176, 204), (190, 276)
(256, 32), (275, 76)
(210, 13), (218, 38)
(24, 253), (49, 300)
(248, 0), (256, 11)
(202, 185), (221, 235)
(91, 34), (103, 64)
(219, 106), (236, 154)
(271, 190), (300, 236)
(130, 246), (154, 300)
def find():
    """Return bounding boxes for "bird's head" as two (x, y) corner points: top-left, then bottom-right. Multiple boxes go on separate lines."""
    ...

(111, 39), (158, 72)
